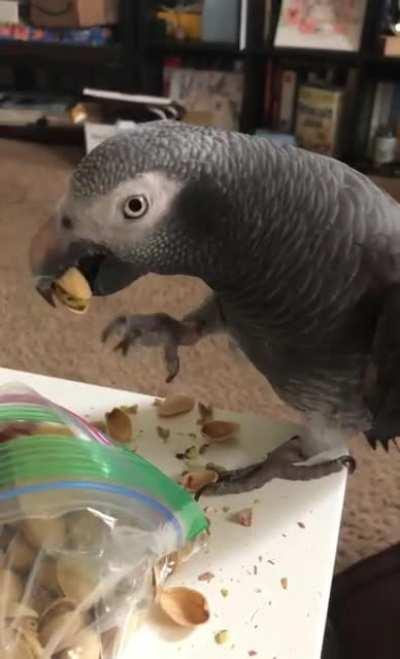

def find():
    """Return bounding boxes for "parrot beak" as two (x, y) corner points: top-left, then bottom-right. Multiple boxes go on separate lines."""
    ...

(30, 218), (139, 305)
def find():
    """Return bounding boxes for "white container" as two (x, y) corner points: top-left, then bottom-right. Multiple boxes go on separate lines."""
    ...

(373, 134), (397, 166)
(201, 0), (241, 44)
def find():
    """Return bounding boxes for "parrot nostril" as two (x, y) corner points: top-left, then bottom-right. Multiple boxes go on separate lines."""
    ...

(61, 215), (74, 230)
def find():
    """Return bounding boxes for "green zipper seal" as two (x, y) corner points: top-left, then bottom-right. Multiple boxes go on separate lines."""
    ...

(0, 436), (208, 542)
(0, 405), (60, 423)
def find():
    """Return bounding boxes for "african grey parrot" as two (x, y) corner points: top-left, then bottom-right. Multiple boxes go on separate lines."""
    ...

(30, 120), (400, 495)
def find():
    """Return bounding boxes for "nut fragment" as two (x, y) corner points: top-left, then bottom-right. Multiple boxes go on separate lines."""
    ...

(158, 586), (209, 627)
(156, 426), (170, 441)
(6, 533), (36, 573)
(281, 577), (288, 590)
(57, 554), (102, 603)
(0, 568), (23, 605)
(7, 603), (38, 620)
(180, 469), (218, 493)
(175, 445), (199, 462)
(0, 628), (43, 658)
(0, 525), (15, 549)
(36, 423), (74, 437)
(197, 402), (213, 425)
(26, 585), (53, 616)
(6, 603), (39, 634)
(234, 508), (253, 528)
(35, 558), (60, 594)
(202, 420), (240, 442)
(57, 628), (101, 659)
(155, 541), (196, 586)
(214, 629), (229, 644)
(101, 627), (120, 657)
(157, 395), (195, 418)
(21, 517), (65, 550)
(198, 572), (215, 583)
(40, 598), (75, 627)
(66, 511), (109, 551)
(120, 404), (138, 414)
(105, 408), (133, 443)
(39, 610), (87, 650)
(53, 267), (92, 314)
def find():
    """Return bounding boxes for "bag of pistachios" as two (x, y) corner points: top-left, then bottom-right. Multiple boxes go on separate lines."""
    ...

(0, 383), (208, 658)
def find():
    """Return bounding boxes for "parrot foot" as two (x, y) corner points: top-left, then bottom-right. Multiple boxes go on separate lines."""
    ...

(196, 435), (355, 498)
(101, 313), (201, 383)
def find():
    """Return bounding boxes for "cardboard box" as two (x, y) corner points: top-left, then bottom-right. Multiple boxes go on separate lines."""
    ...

(30, 0), (119, 28)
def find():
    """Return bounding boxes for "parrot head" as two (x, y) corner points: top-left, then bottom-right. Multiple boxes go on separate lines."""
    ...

(30, 121), (235, 305)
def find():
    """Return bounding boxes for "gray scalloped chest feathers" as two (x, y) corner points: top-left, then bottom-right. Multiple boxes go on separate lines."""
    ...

(73, 121), (400, 448)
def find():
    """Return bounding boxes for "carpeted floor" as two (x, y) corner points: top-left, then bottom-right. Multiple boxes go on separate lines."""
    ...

(1, 137), (399, 572)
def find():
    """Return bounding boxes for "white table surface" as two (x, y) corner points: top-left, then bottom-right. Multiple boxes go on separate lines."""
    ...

(0, 367), (347, 659)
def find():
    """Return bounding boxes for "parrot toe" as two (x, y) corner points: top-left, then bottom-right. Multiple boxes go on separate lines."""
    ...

(335, 454), (356, 474)
(102, 312), (201, 382)
(196, 435), (353, 498)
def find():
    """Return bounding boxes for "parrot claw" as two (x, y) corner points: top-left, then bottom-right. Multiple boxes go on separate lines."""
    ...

(196, 436), (355, 498)
(335, 454), (356, 474)
(102, 313), (200, 382)
(101, 315), (130, 345)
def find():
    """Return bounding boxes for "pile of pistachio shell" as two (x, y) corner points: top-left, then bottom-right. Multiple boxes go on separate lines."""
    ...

(0, 510), (143, 658)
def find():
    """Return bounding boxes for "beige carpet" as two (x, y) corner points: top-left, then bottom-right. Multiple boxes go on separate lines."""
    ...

(1, 138), (399, 572)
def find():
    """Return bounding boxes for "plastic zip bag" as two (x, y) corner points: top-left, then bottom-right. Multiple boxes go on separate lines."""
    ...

(0, 383), (208, 658)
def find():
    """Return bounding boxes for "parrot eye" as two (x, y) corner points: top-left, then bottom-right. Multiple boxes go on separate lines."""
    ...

(123, 195), (149, 220)
(61, 215), (73, 230)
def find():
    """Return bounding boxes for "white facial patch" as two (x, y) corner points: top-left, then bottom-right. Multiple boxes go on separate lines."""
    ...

(64, 171), (184, 252)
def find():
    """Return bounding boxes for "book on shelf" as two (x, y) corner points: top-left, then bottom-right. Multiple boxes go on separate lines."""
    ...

(0, 23), (112, 44)
(263, 62), (282, 127)
(295, 84), (344, 157)
(277, 69), (297, 132)
(263, 63), (298, 132)
(263, 58), (273, 124)
(274, 0), (367, 52)
(163, 57), (183, 98)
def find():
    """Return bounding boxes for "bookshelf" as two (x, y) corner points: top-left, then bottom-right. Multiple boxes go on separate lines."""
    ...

(0, 41), (121, 64)
(0, 0), (399, 174)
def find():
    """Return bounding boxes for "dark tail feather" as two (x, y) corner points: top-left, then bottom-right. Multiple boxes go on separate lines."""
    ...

(365, 401), (400, 451)
(364, 429), (392, 451)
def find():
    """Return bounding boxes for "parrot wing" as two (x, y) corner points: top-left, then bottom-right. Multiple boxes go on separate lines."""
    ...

(362, 234), (400, 450)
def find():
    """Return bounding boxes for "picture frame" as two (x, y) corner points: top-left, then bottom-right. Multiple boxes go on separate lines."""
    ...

(274, 0), (368, 52)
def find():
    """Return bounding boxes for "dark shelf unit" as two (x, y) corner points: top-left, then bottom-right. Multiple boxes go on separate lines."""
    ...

(0, 41), (121, 64)
(146, 39), (243, 57)
(0, 0), (398, 173)
(0, 122), (82, 144)
(265, 46), (360, 64)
